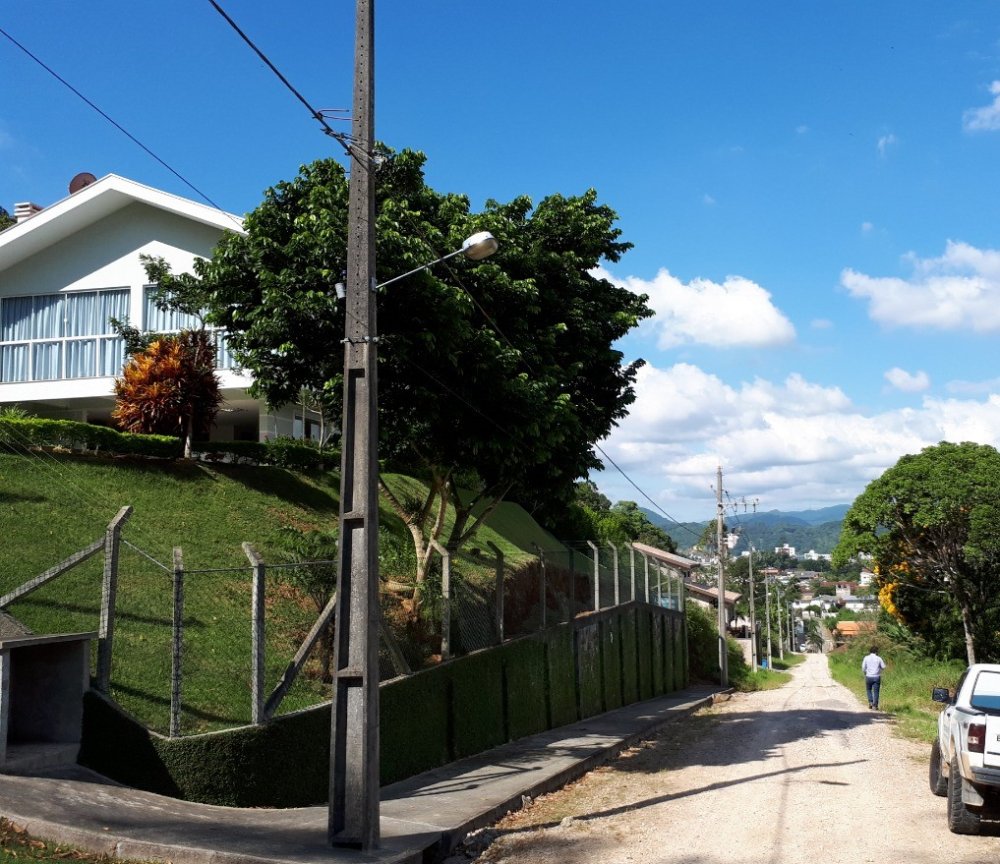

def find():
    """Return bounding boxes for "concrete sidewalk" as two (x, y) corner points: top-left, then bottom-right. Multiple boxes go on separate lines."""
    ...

(0, 684), (722, 864)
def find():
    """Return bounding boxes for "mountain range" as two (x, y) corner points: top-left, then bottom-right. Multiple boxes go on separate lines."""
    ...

(643, 504), (850, 556)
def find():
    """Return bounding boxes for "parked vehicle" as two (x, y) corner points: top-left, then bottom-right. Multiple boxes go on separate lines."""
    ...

(930, 664), (1000, 834)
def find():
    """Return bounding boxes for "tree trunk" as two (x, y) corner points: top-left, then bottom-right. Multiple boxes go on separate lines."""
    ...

(960, 601), (977, 666)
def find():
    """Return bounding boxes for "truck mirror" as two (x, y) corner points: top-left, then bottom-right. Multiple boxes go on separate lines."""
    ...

(931, 687), (951, 703)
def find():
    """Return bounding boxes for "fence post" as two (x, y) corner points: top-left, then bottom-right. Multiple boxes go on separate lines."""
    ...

(629, 546), (636, 602)
(243, 542), (266, 726)
(170, 547), (184, 738)
(96, 505), (133, 693)
(532, 543), (546, 629)
(607, 542), (619, 607)
(643, 553), (650, 603)
(430, 540), (451, 660)
(656, 562), (663, 606)
(486, 541), (504, 643)
(586, 541), (600, 611)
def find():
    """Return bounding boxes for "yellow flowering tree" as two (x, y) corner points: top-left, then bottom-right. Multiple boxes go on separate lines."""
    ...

(834, 442), (1000, 664)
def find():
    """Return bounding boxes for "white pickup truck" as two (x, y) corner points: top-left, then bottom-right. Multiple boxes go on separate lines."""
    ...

(930, 663), (1000, 834)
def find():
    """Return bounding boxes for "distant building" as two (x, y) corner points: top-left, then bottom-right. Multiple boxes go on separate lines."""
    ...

(803, 549), (832, 562)
(859, 568), (876, 587)
(775, 543), (796, 558)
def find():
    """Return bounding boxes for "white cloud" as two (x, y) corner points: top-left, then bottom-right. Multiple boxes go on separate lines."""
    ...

(810, 318), (833, 330)
(877, 133), (897, 158)
(702, 193), (717, 206)
(796, 125), (810, 135)
(597, 266), (796, 349)
(947, 376), (1000, 396)
(963, 81), (1000, 132)
(841, 240), (1000, 331)
(884, 367), (930, 392)
(595, 362), (1000, 523)
(861, 221), (874, 233)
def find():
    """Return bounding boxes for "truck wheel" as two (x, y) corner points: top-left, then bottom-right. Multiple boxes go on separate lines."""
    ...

(947, 754), (982, 835)
(929, 740), (948, 797)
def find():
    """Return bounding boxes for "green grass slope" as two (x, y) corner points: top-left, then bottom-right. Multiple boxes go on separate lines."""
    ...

(0, 452), (558, 734)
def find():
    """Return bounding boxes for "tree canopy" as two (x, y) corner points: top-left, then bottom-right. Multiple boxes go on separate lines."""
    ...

(158, 150), (652, 589)
(834, 441), (1000, 663)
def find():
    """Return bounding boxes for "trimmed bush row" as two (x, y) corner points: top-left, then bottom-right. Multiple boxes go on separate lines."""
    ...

(79, 603), (687, 808)
(0, 416), (331, 469)
(0, 417), (181, 458)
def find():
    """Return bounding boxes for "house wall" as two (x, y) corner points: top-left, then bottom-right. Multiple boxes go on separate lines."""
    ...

(0, 203), (256, 434)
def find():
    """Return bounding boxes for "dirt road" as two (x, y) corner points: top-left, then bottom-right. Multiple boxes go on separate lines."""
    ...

(465, 653), (1000, 864)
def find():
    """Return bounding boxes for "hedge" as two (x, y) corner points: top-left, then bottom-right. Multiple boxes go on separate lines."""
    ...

(79, 603), (687, 807)
(0, 417), (181, 458)
(0, 416), (334, 469)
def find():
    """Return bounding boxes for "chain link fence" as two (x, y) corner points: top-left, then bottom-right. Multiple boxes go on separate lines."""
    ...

(1, 519), (689, 738)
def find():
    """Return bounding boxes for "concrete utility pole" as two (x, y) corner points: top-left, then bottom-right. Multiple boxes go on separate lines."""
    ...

(715, 465), (728, 686)
(776, 580), (784, 661)
(747, 542), (757, 669)
(764, 571), (772, 670)
(329, 0), (380, 850)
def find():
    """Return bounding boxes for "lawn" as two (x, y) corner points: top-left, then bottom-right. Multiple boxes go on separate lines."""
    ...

(0, 453), (544, 734)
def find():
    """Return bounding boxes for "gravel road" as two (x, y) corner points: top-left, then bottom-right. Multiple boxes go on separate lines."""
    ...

(464, 653), (1000, 864)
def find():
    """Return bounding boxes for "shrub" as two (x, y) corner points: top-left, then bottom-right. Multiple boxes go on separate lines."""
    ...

(686, 604), (719, 682)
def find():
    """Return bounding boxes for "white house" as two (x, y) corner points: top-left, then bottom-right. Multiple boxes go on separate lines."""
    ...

(0, 173), (309, 441)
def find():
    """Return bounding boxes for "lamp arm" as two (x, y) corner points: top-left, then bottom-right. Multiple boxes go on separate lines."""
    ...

(375, 247), (464, 290)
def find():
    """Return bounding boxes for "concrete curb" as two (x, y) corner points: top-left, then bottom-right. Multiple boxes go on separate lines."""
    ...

(1, 686), (725, 864)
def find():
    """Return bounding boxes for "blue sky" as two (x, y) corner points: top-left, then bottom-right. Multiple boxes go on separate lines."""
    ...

(3, 2), (1000, 523)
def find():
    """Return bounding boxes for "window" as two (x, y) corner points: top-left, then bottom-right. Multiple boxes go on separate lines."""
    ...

(971, 670), (1000, 714)
(0, 289), (129, 382)
(142, 285), (234, 371)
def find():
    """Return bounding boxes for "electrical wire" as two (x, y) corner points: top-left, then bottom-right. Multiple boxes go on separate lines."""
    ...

(393, 211), (701, 539)
(205, 0), (360, 161)
(1, 13), (701, 548)
(0, 25), (241, 231)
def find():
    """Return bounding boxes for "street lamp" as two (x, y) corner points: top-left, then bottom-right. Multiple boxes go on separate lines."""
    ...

(328, 227), (498, 850)
(337, 231), (500, 296)
(375, 231), (498, 288)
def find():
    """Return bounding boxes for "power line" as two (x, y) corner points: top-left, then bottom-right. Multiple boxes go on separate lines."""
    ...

(1, 15), (695, 544)
(394, 212), (699, 539)
(205, 0), (358, 161)
(0, 25), (237, 227)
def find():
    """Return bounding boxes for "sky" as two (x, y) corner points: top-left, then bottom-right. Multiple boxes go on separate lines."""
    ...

(3, 2), (1000, 525)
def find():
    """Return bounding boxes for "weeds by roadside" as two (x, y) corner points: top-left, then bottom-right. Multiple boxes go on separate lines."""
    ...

(827, 640), (962, 741)
(0, 818), (154, 864)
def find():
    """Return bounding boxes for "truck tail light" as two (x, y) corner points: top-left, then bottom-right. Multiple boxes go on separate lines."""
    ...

(968, 722), (986, 754)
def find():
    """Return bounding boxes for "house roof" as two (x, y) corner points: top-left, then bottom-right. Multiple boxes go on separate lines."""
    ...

(834, 620), (875, 637)
(0, 174), (243, 271)
(685, 582), (741, 606)
(631, 542), (700, 572)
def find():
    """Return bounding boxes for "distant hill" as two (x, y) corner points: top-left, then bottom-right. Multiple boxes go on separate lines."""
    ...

(641, 504), (850, 556)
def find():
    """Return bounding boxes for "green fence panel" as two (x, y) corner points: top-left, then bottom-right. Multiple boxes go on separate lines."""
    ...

(601, 615), (623, 711)
(503, 635), (549, 740)
(545, 623), (578, 728)
(451, 648), (505, 759)
(620, 608), (638, 706)
(575, 620), (603, 719)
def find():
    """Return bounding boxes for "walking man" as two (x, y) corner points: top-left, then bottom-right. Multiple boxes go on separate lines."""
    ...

(861, 645), (886, 709)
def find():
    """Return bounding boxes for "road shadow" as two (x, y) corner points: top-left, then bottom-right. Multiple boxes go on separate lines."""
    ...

(603, 705), (891, 776)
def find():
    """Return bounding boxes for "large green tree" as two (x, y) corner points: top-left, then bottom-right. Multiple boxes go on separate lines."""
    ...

(159, 150), (651, 596)
(834, 441), (1000, 664)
